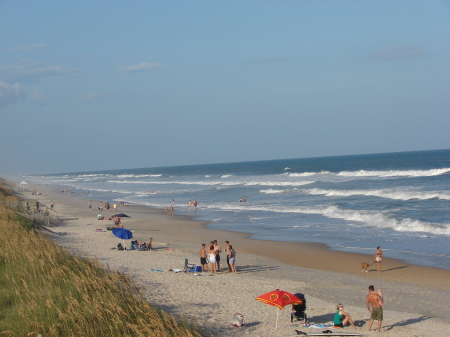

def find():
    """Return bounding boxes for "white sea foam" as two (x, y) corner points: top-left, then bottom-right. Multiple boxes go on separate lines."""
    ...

(306, 188), (450, 201)
(221, 174), (234, 178)
(115, 174), (162, 178)
(337, 168), (450, 178)
(211, 203), (450, 236)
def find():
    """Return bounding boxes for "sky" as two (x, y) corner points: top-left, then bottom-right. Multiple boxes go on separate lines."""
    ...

(0, 1), (449, 174)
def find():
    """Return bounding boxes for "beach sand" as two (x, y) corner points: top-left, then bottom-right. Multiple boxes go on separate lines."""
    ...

(22, 184), (450, 336)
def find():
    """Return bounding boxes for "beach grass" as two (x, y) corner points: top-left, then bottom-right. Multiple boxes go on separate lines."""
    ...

(0, 180), (202, 337)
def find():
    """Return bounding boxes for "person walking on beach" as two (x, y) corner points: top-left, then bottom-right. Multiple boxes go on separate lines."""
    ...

(213, 240), (222, 271)
(170, 205), (174, 215)
(89, 200), (92, 211)
(366, 285), (383, 333)
(375, 246), (384, 272)
(50, 200), (54, 210)
(200, 244), (207, 272)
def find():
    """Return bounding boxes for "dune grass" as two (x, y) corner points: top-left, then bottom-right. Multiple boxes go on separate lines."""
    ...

(0, 181), (203, 337)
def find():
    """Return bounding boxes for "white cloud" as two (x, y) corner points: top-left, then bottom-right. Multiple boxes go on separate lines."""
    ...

(374, 45), (426, 60)
(117, 62), (162, 73)
(80, 93), (103, 101)
(32, 88), (48, 106)
(0, 80), (25, 108)
(0, 59), (79, 83)
(7, 44), (47, 52)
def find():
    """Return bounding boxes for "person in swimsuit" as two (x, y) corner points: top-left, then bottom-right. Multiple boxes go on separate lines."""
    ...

(333, 304), (355, 327)
(207, 244), (217, 275)
(375, 246), (384, 272)
(228, 245), (237, 274)
(366, 285), (383, 332)
(200, 244), (207, 271)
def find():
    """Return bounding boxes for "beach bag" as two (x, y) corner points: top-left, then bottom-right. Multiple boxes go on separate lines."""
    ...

(232, 313), (244, 327)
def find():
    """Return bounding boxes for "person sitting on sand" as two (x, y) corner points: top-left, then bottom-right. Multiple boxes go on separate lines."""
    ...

(334, 304), (356, 328)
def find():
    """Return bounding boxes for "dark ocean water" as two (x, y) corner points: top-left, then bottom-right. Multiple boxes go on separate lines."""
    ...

(21, 149), (450, 269)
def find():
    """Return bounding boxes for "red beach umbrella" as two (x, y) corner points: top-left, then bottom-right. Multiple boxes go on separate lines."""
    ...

(256, 289), (302, 327)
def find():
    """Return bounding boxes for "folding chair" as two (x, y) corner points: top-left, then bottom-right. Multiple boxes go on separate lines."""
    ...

(184, 258), (196, 273)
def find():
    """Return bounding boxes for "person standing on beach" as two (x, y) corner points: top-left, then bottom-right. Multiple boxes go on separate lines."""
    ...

(213, 240), (222, 271)
(366, 285), (383, 333)
(170, 205), (174, 215)
(229, 245), (237, 274)
(375, 246), (384, 272)
(200, 244), (207, 272)
(99, 201), (103, 211)
(88, 200), (92, 211)
(225, 241), (232, 272)
(207, 244), (217, 275)
(113, 203), (117, 213)
(50, 200), (54, 210)
(147, 237), (153, 250)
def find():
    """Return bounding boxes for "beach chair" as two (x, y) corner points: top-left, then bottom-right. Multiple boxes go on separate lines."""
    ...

(184, 259), (195, 273)
(291, 293), (308, 324)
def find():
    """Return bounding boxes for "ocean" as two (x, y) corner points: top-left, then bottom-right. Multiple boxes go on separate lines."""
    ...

(20, 149), (450, 269)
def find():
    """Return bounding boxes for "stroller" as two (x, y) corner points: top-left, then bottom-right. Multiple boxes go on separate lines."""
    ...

(291, 293), (308, 324)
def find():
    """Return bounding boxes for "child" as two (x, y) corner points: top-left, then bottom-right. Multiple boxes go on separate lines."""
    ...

(377, 288), (384, 308)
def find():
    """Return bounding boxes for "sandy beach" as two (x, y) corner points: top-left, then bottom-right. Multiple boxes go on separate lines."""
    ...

(21, 184), (450, 337)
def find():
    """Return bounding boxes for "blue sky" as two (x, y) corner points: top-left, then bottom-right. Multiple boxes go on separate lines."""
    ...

(0, 1), (449, 174)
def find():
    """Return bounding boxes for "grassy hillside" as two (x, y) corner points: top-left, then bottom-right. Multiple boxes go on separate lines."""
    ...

(0, 179), (203, 337)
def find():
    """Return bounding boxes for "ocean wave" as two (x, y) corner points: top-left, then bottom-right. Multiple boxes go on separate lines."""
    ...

(115, 174), (162, 178)
(246, 181), (315, 187)
(288, 171), (332, 177)
(259, 189), (286, 194)
(221, 174), (234, 178)
(306, 188), (450, 201)
(337, 168), (450, 178)
(212, 203), (450, 236)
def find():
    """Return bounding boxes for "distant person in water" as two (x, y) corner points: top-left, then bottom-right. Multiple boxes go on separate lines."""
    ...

(375, 246), (384, 272)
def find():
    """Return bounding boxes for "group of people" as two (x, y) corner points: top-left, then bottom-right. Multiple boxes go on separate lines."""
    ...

(333, 285), (384, 333)
(188, 199), (198, 208)
(164, 205), (175, 215)
(199, 240), (237, 275)
(130, 238), (153, 251)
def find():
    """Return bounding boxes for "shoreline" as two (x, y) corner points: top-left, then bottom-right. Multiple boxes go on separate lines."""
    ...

(31, 183), (450, 290)
(14, 183), (450, 336)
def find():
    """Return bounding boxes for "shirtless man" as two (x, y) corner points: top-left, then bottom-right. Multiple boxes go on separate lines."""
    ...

(213, 240), (222, 271)
(200, 244), (207, 272)
(375, 246), (384, 272)
(366, 285), (383, 333)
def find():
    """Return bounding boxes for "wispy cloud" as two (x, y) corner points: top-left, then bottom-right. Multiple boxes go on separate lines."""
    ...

(117, 62), (162, 73)
(80, 93), (103, 102)
(7, 44), (47, 52)
(32, 88), (48, 106)
(0, 59), (80, 82)
(374, 45), (426, 60)
(0, 80), (25, 108)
